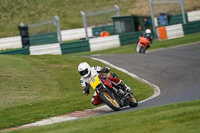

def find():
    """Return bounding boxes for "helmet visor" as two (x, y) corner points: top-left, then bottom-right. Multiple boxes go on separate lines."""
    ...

(79, 68), (88, 76)
(146, 33), (150, 37)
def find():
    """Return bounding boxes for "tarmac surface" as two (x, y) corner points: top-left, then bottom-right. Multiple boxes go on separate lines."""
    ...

(2, 43), (200, 131)
(92, 43), (200, 111)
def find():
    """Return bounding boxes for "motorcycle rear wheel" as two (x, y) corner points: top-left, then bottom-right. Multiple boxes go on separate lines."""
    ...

(129, 94), (138, 107)
(100, 91), (120, 111)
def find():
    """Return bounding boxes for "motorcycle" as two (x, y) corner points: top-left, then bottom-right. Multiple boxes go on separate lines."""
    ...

(85, 73), (138, 111)
(136, 36), (150, 53)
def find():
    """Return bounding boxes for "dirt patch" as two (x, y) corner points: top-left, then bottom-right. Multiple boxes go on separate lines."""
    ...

(0, 74), (11, 78)
(0, 106), (110, 132)
(50, 64), (72, 68)
(61, 109), (106, 118)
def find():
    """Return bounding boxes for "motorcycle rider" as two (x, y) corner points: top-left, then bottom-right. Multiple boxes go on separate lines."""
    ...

(78, 62), (131, 106)
(140, 29), (153, 49)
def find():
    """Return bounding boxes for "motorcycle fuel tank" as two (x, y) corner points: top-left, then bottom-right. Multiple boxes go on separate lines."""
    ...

(102, 79), (113, 88)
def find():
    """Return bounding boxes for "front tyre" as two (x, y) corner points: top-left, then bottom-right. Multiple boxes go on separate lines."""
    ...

(140, 46), (146, 53)
(128, 94), (138, 107)
(100, 91), (120, 111)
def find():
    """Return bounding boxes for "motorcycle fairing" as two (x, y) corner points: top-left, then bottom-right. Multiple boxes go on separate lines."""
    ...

(101, 78), (113, 89)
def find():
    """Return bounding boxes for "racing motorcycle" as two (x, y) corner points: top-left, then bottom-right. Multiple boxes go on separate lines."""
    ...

(85, 72), (138, 111)
(136, 36), (150, 53)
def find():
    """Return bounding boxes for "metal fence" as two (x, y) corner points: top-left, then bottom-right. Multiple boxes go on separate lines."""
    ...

(20, 16), (62, 46)
(80, 5), (120, 40)
(149, 0), (186, 37)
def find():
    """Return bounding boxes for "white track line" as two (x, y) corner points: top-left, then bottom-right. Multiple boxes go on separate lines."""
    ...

(20, 57), (161, 128)
(3, 42), (200, 131)
(91, 57), (161, 104)
(19, 42), (199, 129)
(21, 117), (78, 127)
(1, 57), (161, 131)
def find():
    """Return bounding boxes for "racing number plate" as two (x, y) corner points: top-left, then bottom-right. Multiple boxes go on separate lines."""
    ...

(90, 76), (101, 90)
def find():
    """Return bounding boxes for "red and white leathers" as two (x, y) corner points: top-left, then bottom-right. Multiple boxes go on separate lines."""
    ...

(80, 66), (123, 106)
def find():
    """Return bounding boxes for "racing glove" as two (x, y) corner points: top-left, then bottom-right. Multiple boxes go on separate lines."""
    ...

(101, 67), (110, 73)
(83, 84), (90, 95)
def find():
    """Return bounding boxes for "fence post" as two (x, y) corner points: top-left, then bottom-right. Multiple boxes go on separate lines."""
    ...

(149, 0), (157, 38)
(80, 11), (89, 40)
(54, 16), (62, 43)
(180, 0), (186, 24)
(114, 4), (120, 16)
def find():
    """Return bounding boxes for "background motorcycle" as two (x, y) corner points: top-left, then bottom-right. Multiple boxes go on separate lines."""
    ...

(136, 36), (150, 53)
(85, 73), (138, 111)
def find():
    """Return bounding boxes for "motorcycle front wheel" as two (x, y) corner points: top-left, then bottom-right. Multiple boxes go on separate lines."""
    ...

(128, 94), (138, 107)
(139, 46), (146, 53)
(141, 46), (146, 53)
(100, 91), (120, 111)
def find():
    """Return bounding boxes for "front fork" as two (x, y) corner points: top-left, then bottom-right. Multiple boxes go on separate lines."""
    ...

(98, 83), (115, 100)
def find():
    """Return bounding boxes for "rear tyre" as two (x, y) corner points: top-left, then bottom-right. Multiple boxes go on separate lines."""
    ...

(129, 94), (138, 107)
(100, 91), (120, 111)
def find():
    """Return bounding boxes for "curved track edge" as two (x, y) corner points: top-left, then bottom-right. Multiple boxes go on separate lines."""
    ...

(91, 57), (160, 103)
(1, 57), (160, 132)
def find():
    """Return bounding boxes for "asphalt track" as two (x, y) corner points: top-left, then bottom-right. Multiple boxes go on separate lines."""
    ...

(92, 43), (200, 111)
(2, 43), (200, 131)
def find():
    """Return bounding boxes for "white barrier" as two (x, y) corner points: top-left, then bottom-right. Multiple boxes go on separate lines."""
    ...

(89, 35), (120, 52)
(61, 27), (93, 41)
(166, 24), (184, 39)
(187, 10), (200, 22)
(29, 43), (61, 55)
(0, 27), (93, 50)
(0, 36), (22, 50)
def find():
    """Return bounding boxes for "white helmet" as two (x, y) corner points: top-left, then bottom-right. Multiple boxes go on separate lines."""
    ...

(145, 29), (151, 37)
(78, 62), (91, 78)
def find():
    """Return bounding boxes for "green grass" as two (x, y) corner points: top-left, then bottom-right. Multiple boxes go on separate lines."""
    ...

(5, 99), (200, 133)
(0, 0), (200, 38)
(1, 32), (199, 131)
(0, 54), (153, 130)
(149, 33), (200, 50)
(0, 0), (138, 38)
(72, 32), (200, 56)
(1, 1), (200, 132)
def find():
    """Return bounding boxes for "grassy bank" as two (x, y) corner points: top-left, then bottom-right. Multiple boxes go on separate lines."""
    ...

(0, 0), (136, 38)
(0, 55), (153, 130)
(5, 99), (200, 133)
(0, 0), (200, 38)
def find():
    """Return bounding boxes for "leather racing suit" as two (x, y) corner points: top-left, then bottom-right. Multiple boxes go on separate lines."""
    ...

(80, 66), (128, 106)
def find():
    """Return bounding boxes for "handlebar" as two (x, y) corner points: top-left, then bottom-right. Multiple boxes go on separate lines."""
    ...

(84, 83), (91, 92)
(84, 69), (107, 92)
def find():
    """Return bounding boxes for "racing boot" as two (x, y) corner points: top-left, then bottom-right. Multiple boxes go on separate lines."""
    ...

(118, 80), (131, 92)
